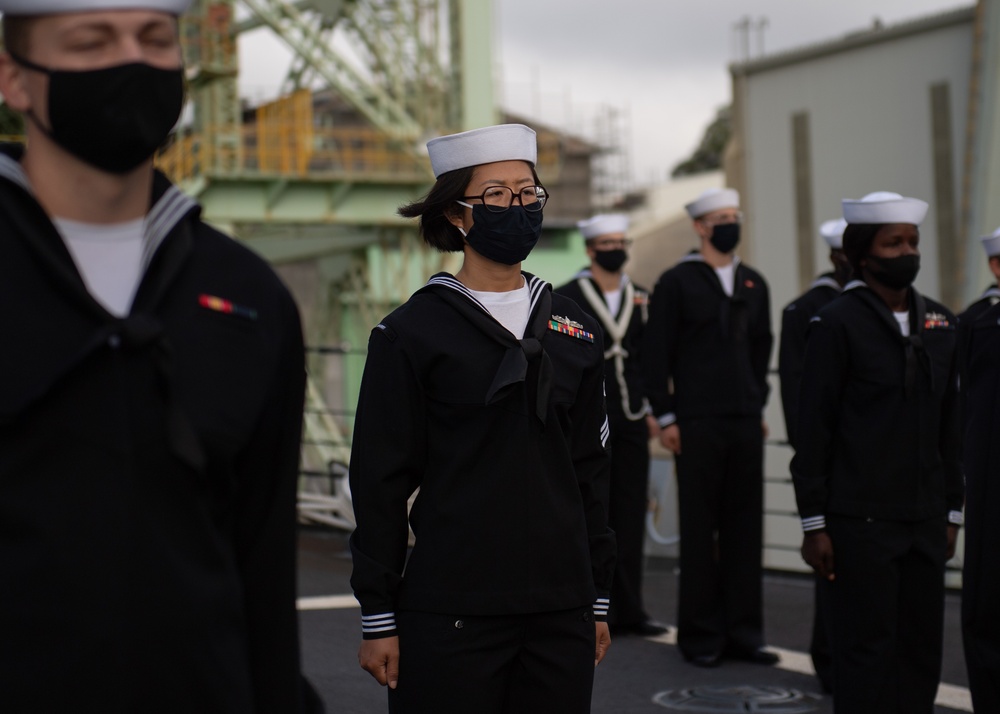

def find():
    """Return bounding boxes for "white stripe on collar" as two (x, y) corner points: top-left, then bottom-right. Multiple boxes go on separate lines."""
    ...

(425, 273), (550, 320)
(680, 251), (742, 269)
(143, 184), (198, 271)
(810, 275), (841, 292)
(843, 279), (868, 292)
(981, 286), (1000, 301)
(0, 152), (33, 194)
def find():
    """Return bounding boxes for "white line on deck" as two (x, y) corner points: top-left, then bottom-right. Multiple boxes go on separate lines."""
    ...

(296, 599), (974, 712)
(297, 594), (360, 610)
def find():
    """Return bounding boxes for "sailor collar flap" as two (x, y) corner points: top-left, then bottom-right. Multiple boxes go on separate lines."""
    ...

(846, 284), (935, 398)
(418, 272), (554, 423)
(680, 251), (754, 298)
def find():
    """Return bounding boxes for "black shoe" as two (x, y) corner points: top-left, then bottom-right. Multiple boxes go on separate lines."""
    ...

(684, 651), (722, 668)
(610, 619), (670, 637)
(726, 646), (780, 665)
(631, 619), (670, 637)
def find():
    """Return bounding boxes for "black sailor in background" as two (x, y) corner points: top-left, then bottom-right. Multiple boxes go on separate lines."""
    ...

(349, 124), (615, 714)
(958, 227), (1000, 326)
(959, 226), (1000, 713)
(777, 216), (849, 694)
(555, 214), (666, 639)
(791, 191), (963, 714)
(642, 188), (777, 668)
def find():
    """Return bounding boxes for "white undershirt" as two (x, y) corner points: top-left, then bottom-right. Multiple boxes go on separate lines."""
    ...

(894, 310), (910, 337)
(715, 263), (735, 297)
(604, 288), (622, 317)
(469, 281), (531, 338)
(54, 217), (145, 317)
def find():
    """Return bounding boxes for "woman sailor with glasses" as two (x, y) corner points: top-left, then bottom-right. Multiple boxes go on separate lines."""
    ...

(349, 124), (615, 713)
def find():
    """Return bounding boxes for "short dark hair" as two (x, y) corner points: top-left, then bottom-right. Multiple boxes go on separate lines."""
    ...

(398, 163), (543, 251)
(398, 166), (475, 251)
(842, 223), (882, 276)
(2, 16), (39, 57)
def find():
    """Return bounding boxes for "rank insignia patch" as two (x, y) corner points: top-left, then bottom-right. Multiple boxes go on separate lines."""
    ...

(199, 294), (258, 321)
(549, 314), (594, 342)
(924, 312), (950, 329)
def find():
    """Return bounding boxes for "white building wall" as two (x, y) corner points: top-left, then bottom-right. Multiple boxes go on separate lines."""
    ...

(744, 20), (972, 319)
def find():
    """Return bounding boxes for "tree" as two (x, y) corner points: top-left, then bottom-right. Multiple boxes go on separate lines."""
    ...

(0, 102), (24, 135)
(671, 105), (731, 178)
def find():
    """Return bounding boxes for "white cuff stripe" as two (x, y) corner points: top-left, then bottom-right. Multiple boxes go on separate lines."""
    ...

(362, 624), (397, 634)
(948, 510), (964, 525)
(594, 598), (610, 614)
(600, 416), (610, 448)
(801, 515), (826, 532)
(657, 413), (676, 428)
(361, 613), (396, 632)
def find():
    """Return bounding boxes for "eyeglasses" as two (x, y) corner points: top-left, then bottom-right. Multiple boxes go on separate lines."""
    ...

(698, 211), (743, 227)
(592, 238), (634, 250)
(459, 185), (549, 213)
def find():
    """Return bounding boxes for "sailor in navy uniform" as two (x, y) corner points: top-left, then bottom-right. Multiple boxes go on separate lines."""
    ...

(555, 214), (666, 638)
(777, 216), (849, 692)
(959, 226), (1000, 713)
(792, 192), (963, 714)
(0, 2), (317, 711)
(350, 124), (615, 713)
(642, 188), (776, 668)
(959, 228), (1000, 326)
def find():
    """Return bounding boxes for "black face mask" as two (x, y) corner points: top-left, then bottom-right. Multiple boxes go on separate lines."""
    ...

(462, 204), (543, 265)
(12, 53), (184, 174)
(593, 248), (627, 273)
(709, 222), (740, 254)
(866, 254), (920, 290)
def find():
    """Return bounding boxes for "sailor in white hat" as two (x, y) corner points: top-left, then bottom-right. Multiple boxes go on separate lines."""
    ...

(644, 187), (777, 667)
(555, 215), (667, 639)
(958, 226), (1000, 324)
(0, 2), (319, 711)
(791, 191), (962, 713)
(776, 214), (849, 693)
(780, 216), (849, 448)
(352, 126), (614, 710)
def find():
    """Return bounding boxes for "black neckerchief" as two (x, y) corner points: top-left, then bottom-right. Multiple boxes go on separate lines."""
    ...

(846, 284), (931, 399)
(417, 272), (553, 425)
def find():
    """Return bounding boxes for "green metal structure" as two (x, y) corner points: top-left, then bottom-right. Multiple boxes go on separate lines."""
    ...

(174, 0), (498, 410)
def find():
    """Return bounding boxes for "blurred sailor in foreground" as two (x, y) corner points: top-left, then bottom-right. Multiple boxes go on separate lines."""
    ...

(792, 192), (963, 714)
(555, 214), (666, 638)
(643, 188), (776, 668)
(959, 226), (1000, 713)
(0, 1), (317, 711)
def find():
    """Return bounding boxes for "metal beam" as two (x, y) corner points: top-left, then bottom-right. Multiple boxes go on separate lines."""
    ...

(239, 0), (425, 142)
(193, 175), (431, 225)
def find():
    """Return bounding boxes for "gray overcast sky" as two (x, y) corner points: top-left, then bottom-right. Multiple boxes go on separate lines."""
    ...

(493, 0), (971, 186)
(239, 0), (972, 186)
